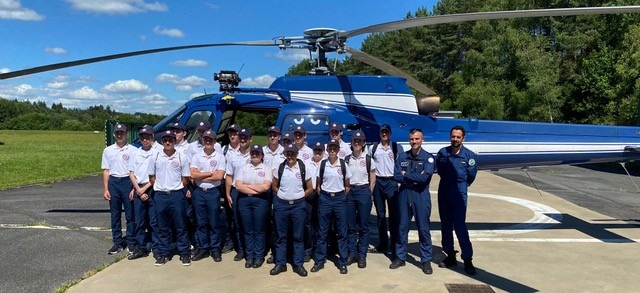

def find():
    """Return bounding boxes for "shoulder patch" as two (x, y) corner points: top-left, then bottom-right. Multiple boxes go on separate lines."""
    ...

(469, 158), (476, 166)
(427, 157), (434, 164)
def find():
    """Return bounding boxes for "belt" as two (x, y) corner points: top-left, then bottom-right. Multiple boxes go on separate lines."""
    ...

(276, 197), (305, 205)
(352, 184), (368, 189)
(155, 190), (181, 195)
(321, 191), (345, 197)
(377, 176), (393, 180)
(239, 192), (266, 198)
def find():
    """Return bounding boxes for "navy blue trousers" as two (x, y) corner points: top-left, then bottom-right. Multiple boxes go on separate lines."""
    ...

(394, 189), (432, 263)
(274, 197), (306, 266)
(155, 190), (189, 257)
(238, 193), (269, 261)
(372, 177), (398, 251)
(108, 176), (134, 248)
(315, 191), (348, 266)
(438, 182), (473, 260)
(192, 187), (221, 253)
(347, 185), (372, 258)
(133, 189), (157, 252)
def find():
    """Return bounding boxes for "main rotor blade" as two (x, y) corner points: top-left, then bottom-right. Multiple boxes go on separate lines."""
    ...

(340, 6), (640, 39)
(0, 40), (277, 80)
(346, 47), (437, 96)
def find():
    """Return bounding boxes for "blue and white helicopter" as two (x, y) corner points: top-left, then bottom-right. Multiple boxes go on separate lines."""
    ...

(3, 6), (640, 171)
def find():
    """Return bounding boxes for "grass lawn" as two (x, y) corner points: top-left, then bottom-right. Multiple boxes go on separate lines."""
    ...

(0, 131), (269, 190)
(0, 130), (104, 190)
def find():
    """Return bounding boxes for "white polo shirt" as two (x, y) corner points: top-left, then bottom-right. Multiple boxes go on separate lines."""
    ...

(308, 160), (322, 190)
(297, 144), (314, 164)
(175, 141), (190, 161)
(188, 140), (222, 163)
(317, 159), (352, 193)
(101, 143), (136, 178)
(129, 146), (157, 184)
(369, 142), (399, 177)
(274, 161), (311, 200)
(236, 162), (271, 186)
(225, 150), (251, 187)
(148, 150), (190, 192)
(347, 152), (376, 186)
(152, 142), (164, 152)
(191, 149), (226, 189)
(263, 144), (284, 173)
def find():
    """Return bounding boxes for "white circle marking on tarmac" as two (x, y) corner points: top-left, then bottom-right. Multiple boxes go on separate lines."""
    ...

(408, 191), (562, 241)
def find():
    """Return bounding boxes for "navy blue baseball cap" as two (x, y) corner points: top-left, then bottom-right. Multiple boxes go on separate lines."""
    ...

(114, 123), (127, 133)
(138, 125), (154, 135)
(293, 125), (306, 134)
(312, 141), (325, 151)
(250, 144), (263, 154)
(202, 130), (215, 139)
(238, 128), (252, 137)
(351, 130), (366, 141)
(170, 122), (186, 131)
(282, 132), (294, 142)
(380, 124), (392, 132)
(196, 121), (211, 131)
(284, 144), (298, 153)
(327, 139), (340, 148)
(329, 122), (341, 131)
(161, 130), (176, 138)
(227, 124), (241, 132)
(267, 126), (281, 134)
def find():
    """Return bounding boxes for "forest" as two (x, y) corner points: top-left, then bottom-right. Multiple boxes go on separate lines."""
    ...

(288, 0), (640, 126)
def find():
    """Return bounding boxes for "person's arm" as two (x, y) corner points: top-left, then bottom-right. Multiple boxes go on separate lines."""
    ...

(102, 169), (111, 200)
(404, 154), (434, 184)
(467, 151), (478, 186)
(369, 170), (376, 194)
(304, 179), (313, 197)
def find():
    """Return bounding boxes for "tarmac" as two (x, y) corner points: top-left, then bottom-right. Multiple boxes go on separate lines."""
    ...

(60, 170), (640, 293)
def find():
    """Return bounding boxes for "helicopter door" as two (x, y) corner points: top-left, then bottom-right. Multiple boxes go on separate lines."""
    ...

(181, 109), (215, 142)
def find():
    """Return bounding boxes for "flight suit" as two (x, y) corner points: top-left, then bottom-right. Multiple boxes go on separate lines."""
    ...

(393, 148), (435, 264)
(436, 145), (477, 260)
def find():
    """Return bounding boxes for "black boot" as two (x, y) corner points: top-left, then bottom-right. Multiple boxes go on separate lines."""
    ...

(438, 251), (457, 268)
(463, 258), (477, 275)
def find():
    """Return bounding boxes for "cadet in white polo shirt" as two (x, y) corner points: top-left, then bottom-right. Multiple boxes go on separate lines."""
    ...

(328, 122), (351, 159)
(224, 128), (253, 261)
(190, 129), (226, 263)
(127, 125), (158, 260)
(345, 130), (376, 268)
(148, 130), (192, 266)
(270, 144), (313, 277)
(311, 139), (352, 274)
(293, 126), (313, 164)
(263, 126), (283, 173)
(101, 123), (136, 255)
(236, 144), (272, 269)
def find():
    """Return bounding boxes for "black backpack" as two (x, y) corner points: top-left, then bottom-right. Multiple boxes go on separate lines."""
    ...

(371, 141), (398, 159)
(345, 154), (372, 183)
(277, 159), (307, 190)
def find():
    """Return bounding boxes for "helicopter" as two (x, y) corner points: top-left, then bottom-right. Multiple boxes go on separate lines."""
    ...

(3, 6), (640, 171)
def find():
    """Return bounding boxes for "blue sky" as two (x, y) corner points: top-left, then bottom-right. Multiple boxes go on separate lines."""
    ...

(0, 0), (438, 115)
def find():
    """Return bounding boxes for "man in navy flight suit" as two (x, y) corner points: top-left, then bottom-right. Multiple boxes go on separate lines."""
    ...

(390, 128), (435, 275)
(436, 125), (478, 275)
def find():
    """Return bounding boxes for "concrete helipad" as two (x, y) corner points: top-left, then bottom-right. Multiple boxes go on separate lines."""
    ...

(65, 171), (640, 292)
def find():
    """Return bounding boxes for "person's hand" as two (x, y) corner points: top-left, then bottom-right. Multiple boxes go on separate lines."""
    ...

(103, 190), (111, 201)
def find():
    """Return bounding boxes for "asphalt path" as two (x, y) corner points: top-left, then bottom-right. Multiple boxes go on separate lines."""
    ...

(0, 175), (114, 293)
(1, 164), (639, 292)
(492, 164), (640, 223)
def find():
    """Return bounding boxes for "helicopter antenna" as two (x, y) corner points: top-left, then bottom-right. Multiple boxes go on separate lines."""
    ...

(237, 63), (245, 74)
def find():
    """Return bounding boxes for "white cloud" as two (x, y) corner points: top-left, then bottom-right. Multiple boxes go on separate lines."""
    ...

(0, 67), (9, 73)
(204, 2), (220, 10)
(68, 86), (101, 100)
(65, 0), (168, 14)
(103, 79), (150, 93)
(241, 74), (276, 87)
(170, 59), (208, 67)
(155, 73), (207, 91)
(46, 81), (68, 89)
(141, 93), (169, 105)
(268, 51), (308, 62)
(153, 25), (184, 38)
(44, 47), (68, 54)
(0, 0), (44, 21)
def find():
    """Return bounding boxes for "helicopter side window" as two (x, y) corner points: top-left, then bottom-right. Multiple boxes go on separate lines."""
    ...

(184, 110), (214, 142)
(281, 114), (329, 134)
